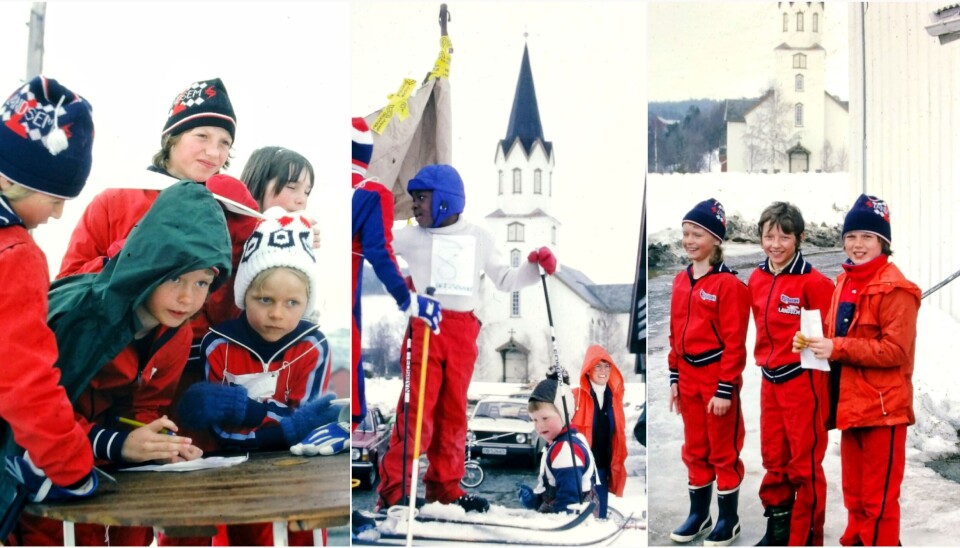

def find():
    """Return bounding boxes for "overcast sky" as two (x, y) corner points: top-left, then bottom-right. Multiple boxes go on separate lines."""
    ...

(0, 1), (351, 331)
(647, 2), (849, 102)
(352, 1), (647, 286)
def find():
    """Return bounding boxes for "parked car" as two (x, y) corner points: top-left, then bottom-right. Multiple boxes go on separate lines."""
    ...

(467, 396), (545, 467)
(351, 406), (390, 489)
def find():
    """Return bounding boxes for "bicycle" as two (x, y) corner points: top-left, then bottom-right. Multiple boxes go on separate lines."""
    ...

(460, 430), (485, 488)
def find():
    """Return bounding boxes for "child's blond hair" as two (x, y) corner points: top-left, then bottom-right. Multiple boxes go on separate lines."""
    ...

(246, 267), (310, 299)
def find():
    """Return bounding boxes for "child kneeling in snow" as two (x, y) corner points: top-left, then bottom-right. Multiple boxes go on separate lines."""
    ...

(517, 376), (598, 515)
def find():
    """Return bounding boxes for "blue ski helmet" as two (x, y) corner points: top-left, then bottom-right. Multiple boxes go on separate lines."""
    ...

(407, 164), (465, 227)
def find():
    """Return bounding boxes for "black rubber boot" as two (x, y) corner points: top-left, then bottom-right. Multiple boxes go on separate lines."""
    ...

(455, 493), (490, 513)
(670, 483), (713, 543)
(705, 486), (741, 547)
(755, 503), (792, 546)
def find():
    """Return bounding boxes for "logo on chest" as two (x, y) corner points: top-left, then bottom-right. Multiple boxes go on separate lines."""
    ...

(699, 289), (717, 302)
(778, 293), (801, 315)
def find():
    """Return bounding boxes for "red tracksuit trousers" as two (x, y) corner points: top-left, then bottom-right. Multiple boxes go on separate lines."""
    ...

(678, 364), (745, 491)
(839, 425), (906, 547)
(759, 369), (829, 545)
(378, 310), (481, 506)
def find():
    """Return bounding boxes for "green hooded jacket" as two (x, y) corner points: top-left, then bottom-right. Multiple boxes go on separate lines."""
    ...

(1, 181), (232, 510)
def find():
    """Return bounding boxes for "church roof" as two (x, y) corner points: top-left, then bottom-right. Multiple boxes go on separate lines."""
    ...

(774, 42), (826, 51)
(499, 44), (553, 158)
(825, 91), (849, 111)
(554, 264), (633, 314)
(484, 208), (561, 223)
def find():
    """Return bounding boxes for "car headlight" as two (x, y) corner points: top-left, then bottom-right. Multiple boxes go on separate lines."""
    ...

(516, 433), (527, 444)
(351, 448), (361, 461)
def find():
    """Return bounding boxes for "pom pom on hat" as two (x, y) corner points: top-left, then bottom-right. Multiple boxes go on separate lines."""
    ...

(683, 198), (726, 242)
(352, 117), (373, 187)
(0, 76), (94, 198)
(843, 194), (892, 244)
(235, 207), (320, 316)
(162, 78), (236, 142)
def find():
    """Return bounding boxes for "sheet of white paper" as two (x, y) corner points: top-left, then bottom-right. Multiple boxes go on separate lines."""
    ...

(119, 454), (248, 473)
(800, 309), (831, 371)
(430, 234), (476, 296)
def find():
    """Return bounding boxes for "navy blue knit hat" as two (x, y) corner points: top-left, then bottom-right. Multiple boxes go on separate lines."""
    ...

(407, 164), (465, 227)
(683, 198), (726, 241)
(0, 76), (94, 199)
(162, 78), (236, 142)
(843, 194), (891, 243)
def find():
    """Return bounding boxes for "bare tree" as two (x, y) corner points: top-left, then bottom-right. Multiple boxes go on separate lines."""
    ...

(742, 86), (798, 172)
(822, 140), (849, 172)
(367, 318), (402, 377)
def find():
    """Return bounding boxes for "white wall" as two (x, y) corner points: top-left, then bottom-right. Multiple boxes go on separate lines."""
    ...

(849, 2), (960, 319)
(494, 142), (555, 215)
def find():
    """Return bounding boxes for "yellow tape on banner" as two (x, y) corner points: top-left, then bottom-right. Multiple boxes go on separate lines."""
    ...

(428, 35), (454, 81)
(371, 78), (417, 135)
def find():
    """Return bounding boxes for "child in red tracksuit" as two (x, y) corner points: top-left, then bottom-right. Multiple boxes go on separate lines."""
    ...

(668, 198), (750, 547)
(376, 164), (556, 514)
(748, 202), (834, 546)
(794, 194), (919, 547)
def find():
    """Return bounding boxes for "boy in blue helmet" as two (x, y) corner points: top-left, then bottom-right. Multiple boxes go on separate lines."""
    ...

(376, 164), (557, 513)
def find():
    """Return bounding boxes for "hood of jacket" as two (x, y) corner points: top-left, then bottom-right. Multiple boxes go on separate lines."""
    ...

(576, 345), (625, 400)
(47, 180), (232, 401)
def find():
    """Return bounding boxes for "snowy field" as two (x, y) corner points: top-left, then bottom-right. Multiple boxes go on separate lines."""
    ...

(361, 378), (647, 546)
(647, 173), (960, 545)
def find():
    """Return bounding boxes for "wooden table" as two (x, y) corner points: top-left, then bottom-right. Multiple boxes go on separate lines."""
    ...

(24, 451), (350, 546)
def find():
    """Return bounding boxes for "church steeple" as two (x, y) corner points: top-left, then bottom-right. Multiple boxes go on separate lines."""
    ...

(500, 44), (553, 157)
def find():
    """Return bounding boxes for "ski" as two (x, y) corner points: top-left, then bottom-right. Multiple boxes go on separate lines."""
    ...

(354, 519), (627, 547)
(361, 501), (596, 533)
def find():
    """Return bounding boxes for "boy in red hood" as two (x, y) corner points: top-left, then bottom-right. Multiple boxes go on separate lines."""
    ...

(571, 345), (627, 520)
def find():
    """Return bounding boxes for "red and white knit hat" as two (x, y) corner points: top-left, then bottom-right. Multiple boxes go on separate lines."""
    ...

(234, 206), (320, 315)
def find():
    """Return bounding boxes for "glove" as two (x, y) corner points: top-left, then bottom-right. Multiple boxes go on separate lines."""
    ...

(527, 246), (557, 275)
(545, 366), (570, 385)
(280, 394), (341, 446)
(517, 483), (538, 509)
(177, 383), (264, 430)
(5, 454), (98, 503)
(401, 291), (442, 334)
(290, 421), (350, 456)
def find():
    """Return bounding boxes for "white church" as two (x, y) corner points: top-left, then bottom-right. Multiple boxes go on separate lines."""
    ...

(724, 2), (849, 173)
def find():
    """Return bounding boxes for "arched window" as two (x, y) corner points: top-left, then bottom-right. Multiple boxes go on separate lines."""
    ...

(534, 169), (542, 194)
(793, 53), (806, 69)
(551, 225), (557, 245)
(549, 173), (553, 196)
(796, 11), (804, 31)
(795, 74), (804, 92)
(508, 222), (525, 242)
(512, 168), (522, 194)
(511, 292), (521, 317)
(812, 13), (819, 32)
(783, 12), (789, 32)
(795, 103), (804, 127)
(498, 170), (504, 195)
(510, 249), (521, 267)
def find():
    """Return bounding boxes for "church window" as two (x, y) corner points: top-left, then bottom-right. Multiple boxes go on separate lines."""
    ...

(511, 291), (521, 317)
(508, 222), (525, 242)
(793, 53), (806, 69)
(510, 249), (521, 267)
(795, 103), (804, 127)
(795, 74), (804, 92)
(498, 170), (504, 195)
(513, 168), (522, 194)
(551, 225), (557, 245)
(813, 13), (819, 32)
(549, 173), (553, 196)
(796, 11), (804, 31)
(534, 169), (542, 194)
(783, 12), (788, 32)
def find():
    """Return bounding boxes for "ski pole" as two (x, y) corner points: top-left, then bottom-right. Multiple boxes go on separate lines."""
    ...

(399, 319), (414, 511)
(539, 268), (584, 506)
(0, 486), (27, 541)
(407, 287), (436, 547)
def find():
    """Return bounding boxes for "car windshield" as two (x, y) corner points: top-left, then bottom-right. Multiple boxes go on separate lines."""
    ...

(473, 401), (530, 421)
(357, 412), (376, 433)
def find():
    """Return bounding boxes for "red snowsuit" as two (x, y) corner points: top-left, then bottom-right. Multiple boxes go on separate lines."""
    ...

(571, 345), (627, 497)
(668, 262), (749, 491)
(0, 212), (93, 537)
(18, 326), (191, 546)
(825, 256), (919, 547)
(748, 252), (834, 545)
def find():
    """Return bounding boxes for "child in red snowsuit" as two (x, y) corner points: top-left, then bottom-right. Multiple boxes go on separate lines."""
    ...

(794, 194), (920, 547)
(668, 198), (750, 547)
(376, 164), (556, 513)
(748, 202), (834, 546)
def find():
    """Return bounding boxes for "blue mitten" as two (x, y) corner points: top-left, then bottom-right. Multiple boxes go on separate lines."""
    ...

(5, 454), (98, 503)
(402, 291), (442, 334)
(177, 383), (265, 430)
(280, 394), (340, 446)
(290, 421), (350, 456)
(517, 483), (539, 509)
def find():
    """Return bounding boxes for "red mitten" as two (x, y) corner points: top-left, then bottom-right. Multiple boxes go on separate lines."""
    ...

(527, 246), (557, 275)
(206, 174), (259, 212)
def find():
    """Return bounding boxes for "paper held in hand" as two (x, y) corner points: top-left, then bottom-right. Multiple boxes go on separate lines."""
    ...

(800, 309), (830, 372)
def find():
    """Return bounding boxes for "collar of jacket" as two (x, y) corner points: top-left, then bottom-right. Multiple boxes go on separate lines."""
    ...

(0, 195), (24, 228)
(758, 251), (812, 275)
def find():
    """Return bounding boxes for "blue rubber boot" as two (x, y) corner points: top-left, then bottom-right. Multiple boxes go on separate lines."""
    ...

(705, 486), (741, 547)
(670, 483), (713, 543)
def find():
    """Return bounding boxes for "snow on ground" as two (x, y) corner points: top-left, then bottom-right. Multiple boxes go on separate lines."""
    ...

(648, 292), (960, 546)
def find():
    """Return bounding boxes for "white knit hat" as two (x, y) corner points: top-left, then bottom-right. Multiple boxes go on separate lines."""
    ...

(234, 206), (319, 315)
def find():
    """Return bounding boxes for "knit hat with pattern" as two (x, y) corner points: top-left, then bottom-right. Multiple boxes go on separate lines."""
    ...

(162, 78), (236, 142)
